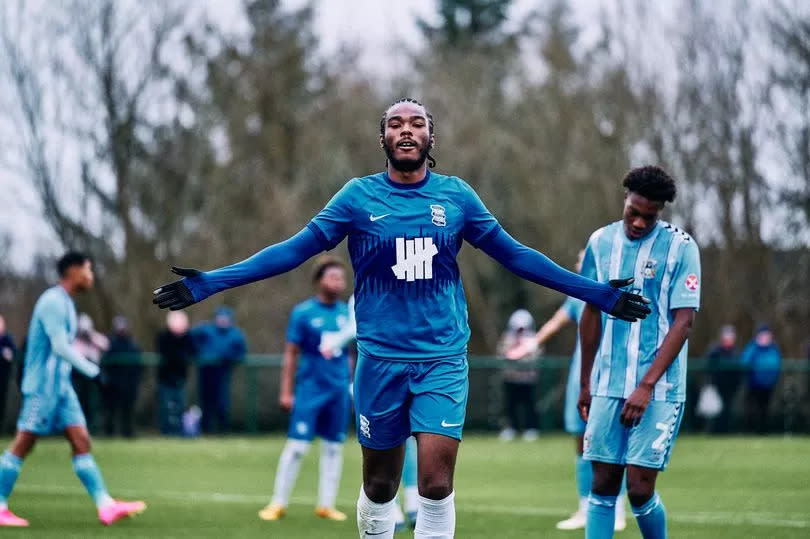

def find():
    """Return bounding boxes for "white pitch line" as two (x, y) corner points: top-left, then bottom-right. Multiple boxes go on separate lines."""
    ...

(14, 484), (810, 529)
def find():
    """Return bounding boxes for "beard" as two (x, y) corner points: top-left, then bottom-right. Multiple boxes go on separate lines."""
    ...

(383, 141), (430, 172)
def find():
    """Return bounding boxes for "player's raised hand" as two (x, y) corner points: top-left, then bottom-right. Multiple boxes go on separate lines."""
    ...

(152, 267), (201, 310)
(608, 277), (651, 322)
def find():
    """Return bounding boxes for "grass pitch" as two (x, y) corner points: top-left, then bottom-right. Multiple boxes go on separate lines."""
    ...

(2, 434), (808, 538)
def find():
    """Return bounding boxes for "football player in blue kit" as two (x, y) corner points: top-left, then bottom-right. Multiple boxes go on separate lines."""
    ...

(153, 99), (650, 538)
(578, 166), (701, 539)
(259, 256), (352, 523)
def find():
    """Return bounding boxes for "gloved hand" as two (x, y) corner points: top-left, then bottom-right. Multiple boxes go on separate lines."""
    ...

(608, 278), (651, 322)
(153, 267), (201, 310)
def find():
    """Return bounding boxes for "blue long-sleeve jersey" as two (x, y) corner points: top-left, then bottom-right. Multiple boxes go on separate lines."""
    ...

(181, 171), (625, 360)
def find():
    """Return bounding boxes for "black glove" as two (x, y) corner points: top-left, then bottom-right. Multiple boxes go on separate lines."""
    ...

(608, 277), (652, 322)
(152, 267), (201, 310)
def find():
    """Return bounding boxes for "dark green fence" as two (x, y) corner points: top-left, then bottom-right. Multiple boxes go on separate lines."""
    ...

(2, 355), (809, 435)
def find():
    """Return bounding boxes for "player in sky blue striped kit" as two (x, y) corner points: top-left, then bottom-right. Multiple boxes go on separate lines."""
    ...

(153, 99), (651, 539)
(578, 166), (701, 539)
(0, 252), (145, 528)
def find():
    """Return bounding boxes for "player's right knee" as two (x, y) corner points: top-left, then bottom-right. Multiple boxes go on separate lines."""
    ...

(363, 477), (399, 504)
(590, 471), (622, 496)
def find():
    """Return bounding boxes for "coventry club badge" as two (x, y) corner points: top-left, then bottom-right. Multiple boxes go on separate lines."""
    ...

(430, 204), (446, 227)
(643, 259), (658, 279)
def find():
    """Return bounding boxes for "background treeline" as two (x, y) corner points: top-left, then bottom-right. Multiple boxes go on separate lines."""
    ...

(1, 0), (809, 358)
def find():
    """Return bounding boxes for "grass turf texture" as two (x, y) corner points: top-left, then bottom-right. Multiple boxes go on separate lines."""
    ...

(1, 435), (808, 538)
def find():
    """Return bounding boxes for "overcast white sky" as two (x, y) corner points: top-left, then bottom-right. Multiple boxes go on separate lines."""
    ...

(1, 0), (606, 270)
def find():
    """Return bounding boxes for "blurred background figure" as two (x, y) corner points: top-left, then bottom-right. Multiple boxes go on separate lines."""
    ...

(192, 306), (247, 434)
(0, 315), (17, 433)
(703, 325), (741, 433)
(156, 311), (194, 436)
(742, 325), (782, 434)
(101, 316), (142, 437)
(72, 313), (109, 433)
(497, 309), (540, 442)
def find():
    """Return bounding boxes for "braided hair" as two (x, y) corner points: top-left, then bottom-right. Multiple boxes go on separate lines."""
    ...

(379, 98), (437, 168)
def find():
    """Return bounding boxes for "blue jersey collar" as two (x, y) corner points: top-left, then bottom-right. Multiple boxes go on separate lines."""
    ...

(383, 169), (431, 190)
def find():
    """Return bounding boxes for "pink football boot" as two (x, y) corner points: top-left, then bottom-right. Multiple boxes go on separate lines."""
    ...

(98, 499), (146, 525)
(0, 508), (29, 527)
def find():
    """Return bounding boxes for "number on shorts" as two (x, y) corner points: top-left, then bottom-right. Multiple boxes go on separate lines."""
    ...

(651, 421), (669, 451)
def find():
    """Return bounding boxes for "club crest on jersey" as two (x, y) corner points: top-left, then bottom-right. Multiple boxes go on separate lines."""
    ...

(643, 259), (658, 279)
(430, 204), (446, 227)
(685, 274), (699, 291)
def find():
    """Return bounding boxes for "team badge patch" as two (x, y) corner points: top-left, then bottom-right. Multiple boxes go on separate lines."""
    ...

(430, 204), (446, 227)
(685, 274), (699, 291)
(643, 259), (658, 279)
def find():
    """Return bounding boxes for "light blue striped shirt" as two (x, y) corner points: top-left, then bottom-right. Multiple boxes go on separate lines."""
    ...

(581, 220), (701, 403)
(22, 286), (98, 395)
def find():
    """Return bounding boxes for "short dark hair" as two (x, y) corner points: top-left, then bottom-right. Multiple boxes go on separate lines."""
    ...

(312, 255), (345, 283)
(57, 251), (90, 277)
(622, 166), (677, 203)
(379, 97), (437, 168)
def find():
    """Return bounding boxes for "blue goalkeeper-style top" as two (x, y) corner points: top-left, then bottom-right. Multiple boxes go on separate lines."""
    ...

(181, 171), (629, 361)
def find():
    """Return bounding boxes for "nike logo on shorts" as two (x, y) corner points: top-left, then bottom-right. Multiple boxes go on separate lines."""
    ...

(441, 420), (462, 428)
(369, 213), (390, 222)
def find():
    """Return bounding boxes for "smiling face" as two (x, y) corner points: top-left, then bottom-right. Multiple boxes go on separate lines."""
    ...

(623, 192), (664, 240)
(380, 101), (434, 173)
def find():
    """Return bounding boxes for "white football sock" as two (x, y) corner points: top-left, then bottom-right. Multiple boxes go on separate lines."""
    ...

(579, 495), (590, 514)
(357, 485), (395, 539)
(318, 440), (343, 508)
(270, 439), (310, 507)
(405, 485), (420, 514)
(414, 491), (455, 538)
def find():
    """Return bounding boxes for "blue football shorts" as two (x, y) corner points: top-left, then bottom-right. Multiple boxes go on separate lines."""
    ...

(353, 354), (468, 450)
(17, 388), (86, 435)
(583, 395), (684, 470)
(288, 385), (351, 443)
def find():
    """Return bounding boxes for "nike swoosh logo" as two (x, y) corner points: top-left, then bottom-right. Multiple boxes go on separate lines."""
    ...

(369, 213), (390, 222)
(365, 532), (388, 536)
(441, 420), (462, 428)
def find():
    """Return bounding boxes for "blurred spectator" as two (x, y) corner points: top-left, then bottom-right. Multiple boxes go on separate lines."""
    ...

(101, 315), (142, 437)
(497, 309), (540, 442)
(741, 325), (782, 434)
(72, 313), (109, 432)
(191, 306), (247, 434)
(703, 325), (741, 433)
(156, 311), (195, 435)
(0, 314), (17, 431)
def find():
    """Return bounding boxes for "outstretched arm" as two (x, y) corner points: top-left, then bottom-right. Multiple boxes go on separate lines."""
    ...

(153, 227), (324, 310)
(477, 228), (650, 320)
(535, 307), (574, 347)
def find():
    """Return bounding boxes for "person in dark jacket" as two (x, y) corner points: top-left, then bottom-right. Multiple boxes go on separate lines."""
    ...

(191, 306), (246, 434)
(741, 325), (782, 434)
(705, 325), (741, 433)
(101, 316), (142, 437)
(156, 311), (195, 435)
(0, 315), (17, 432)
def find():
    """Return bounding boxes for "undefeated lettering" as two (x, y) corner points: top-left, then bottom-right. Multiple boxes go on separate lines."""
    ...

(391, 237), (438, 281)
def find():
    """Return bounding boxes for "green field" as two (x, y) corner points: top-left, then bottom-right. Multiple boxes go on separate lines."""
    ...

(1, 434), (808, 538)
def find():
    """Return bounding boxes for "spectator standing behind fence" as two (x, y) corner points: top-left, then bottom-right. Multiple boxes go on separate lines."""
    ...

(704, 325), (741, 433)
(156, 311), (194, 436)
(0, 316), (17, 432)
(72, 314), (109, 433)
(497, 309), (540, 442)
(191, 306), (246, 434)
(741, 325), (782, 434)
(101, 316), (141, 438)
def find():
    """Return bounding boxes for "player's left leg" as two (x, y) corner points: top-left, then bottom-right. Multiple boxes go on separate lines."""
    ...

(408, 357), (468, 539)
(314, 389), (351, 521)
(624, 400), (685, 539)
(61, 388), (145, 525)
